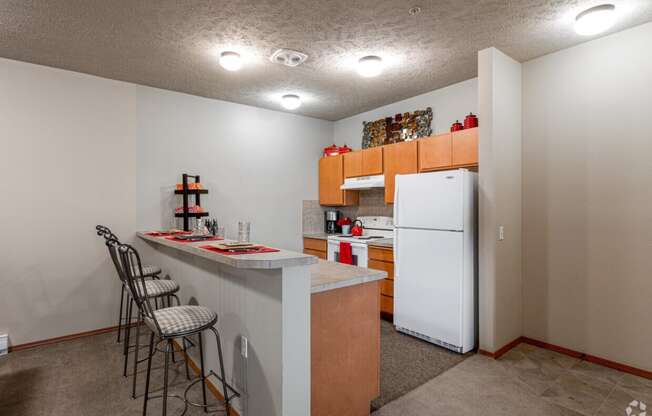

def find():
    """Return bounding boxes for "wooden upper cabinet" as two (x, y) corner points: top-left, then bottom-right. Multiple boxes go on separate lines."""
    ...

(319, 155), (358, 206)
(383, 141), (418, 204)
(343, 147), (383, 178)
(343, 151), (363, 178)
(361, 147), (383, 176)
(418, 133), (452, 172)
(452, 127), (478, 167)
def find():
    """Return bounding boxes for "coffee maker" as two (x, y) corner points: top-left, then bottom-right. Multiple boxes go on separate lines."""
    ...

(324, 210), (340, 234)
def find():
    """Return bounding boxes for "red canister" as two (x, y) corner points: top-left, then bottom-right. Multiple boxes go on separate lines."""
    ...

(323, 144), (340, 156)
(464, 113), (478, 129)
(338, 145), (352, 154)
(450, 120), (464, 132)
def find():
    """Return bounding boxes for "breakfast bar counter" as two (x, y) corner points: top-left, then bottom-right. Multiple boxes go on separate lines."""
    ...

(137, 231), (385, 416)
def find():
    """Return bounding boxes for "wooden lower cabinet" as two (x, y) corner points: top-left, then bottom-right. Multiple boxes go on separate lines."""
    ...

(368, 246), (394, 318)
(303, 237), (327, 260)
(312, 281), (380, 416)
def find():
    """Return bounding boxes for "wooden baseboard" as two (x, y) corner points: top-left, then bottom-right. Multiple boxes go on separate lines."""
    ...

(479, 336), (651, 380)
(478, 336), (523, 359)
(521, 337), (652, 380)
(172, 340), (240, 416)
(8, 325), (123, 352)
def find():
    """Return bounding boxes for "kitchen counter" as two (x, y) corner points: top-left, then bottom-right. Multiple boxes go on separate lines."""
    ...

(139, 230), (382, 415)
(138, 232), (317, 269)
(303, 232), (335, 240)
(310, 259), (386, 294)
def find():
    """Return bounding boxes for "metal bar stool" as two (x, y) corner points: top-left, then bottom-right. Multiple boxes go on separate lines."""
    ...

(96, 225), (165, 343)
(97, 226), (184, 398)
(118, 242), (238, 416)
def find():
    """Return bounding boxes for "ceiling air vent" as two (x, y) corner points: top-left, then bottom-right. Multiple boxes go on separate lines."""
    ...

(270, 49), (308, 67)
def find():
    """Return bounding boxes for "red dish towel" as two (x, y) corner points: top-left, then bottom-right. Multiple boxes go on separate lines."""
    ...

(199, 245), (280, 255)
(166, 236), (223, 243)
(339, 242), (353, 265)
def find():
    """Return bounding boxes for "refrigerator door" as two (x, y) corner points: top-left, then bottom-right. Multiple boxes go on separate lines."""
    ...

(394, 228), (463, 350)
(394, 170), (464, 231)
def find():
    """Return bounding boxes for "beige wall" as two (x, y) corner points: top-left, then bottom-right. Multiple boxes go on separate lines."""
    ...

(478, 47), (523, 353)
(0, 57), (333, 346)
(522, 22), (652, 370)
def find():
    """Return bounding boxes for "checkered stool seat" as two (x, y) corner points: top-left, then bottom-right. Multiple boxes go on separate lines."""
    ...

(146, 305), (217, 336)
(137, 279), (179, 298)
(136, 264), (162, 277)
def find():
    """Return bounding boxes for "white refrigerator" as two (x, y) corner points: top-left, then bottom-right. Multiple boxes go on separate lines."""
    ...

(393, 169), (477, 353)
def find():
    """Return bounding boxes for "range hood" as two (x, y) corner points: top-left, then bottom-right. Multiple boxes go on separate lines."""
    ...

(340, 175), (385, 190)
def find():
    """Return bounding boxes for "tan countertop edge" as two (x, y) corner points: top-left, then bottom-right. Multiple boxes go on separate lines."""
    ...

(138, 232), (317, 270)
(310, 260), (386, 294)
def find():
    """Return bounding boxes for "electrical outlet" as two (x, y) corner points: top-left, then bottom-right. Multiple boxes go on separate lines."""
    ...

(241, 335), (248, 358)
(498, 226), (505, 241)
(0, 334), (8, 356)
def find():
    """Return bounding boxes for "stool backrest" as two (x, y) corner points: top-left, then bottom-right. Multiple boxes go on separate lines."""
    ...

(105, 237), (127, 284)
(118, 243), (163, 335)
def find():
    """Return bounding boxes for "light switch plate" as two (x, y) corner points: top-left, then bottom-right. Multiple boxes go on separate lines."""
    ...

(241, 335), (248, 358)
(498, 226), (505, 241)
(0, 334), (8, 356)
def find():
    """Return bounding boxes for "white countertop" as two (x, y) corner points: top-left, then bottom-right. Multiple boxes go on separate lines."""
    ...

(138, 232), (317, 270)
(310, 260), (386, 294)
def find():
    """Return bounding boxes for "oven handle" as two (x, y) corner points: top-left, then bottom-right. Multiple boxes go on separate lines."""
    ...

(327, 240), (368, 250)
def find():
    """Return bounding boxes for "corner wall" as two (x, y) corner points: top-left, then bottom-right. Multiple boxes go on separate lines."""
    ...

(0, 57), (333, 347)
(522, 22), (652, 371)
(477, 47), (523, 353)
(332, 78), (478, 148)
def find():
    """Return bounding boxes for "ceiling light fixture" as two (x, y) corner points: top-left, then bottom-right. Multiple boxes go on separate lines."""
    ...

(281, 94), (302, 110)
(219, 51), (242, 71)
(408, 6), (422, 16)
(574, 4), (616, 36)
(357, 56), (383, 78)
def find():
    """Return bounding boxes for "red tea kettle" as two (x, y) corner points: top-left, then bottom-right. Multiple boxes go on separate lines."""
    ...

(351, 220), (364, 237)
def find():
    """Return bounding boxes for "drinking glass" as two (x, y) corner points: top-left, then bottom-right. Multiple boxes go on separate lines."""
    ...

(216, 226), (225, 239)
(238, 221), (251, 243)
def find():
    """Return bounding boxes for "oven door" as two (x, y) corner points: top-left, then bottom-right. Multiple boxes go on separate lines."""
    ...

(327, 240), (368, 267)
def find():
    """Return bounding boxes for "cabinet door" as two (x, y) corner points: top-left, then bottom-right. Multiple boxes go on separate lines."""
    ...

(383, 141), (418, 204)
(451, 127), (478, 166)
(319, 155), (358, 206)
(362, 147), (383, 176)
(343, 151), (363, 178)
(419, 133), (451, 172)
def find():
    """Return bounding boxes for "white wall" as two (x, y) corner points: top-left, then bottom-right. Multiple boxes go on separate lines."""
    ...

(522, 22), (652, 370)
(0, 57), (332, 346)
(332, 78), (477, 148)
(477, 48), (522, 353)
(135, 88), (332, 252)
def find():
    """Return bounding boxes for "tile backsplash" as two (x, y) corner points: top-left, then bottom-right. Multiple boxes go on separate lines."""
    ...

(302, 188), (393, 234)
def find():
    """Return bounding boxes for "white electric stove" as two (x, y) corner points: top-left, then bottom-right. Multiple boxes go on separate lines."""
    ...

(327, 216), (393, 267)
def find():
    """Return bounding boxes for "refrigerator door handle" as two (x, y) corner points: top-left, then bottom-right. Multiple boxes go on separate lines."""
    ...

(393, 174), (399, 226)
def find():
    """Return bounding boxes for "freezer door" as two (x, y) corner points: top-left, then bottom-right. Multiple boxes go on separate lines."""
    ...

(394, 170), (464, 231)
(394, 228), (463, 349)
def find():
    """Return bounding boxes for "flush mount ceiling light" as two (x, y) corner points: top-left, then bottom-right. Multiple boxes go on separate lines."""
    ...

(574, 4), (616, 36)
(219, 51), (242, 71)
(281, 94), (302, 110)
(357, 56), (383, 78)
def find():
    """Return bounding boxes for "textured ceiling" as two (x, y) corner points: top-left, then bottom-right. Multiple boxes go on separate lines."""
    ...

(1, 0), (651, 120)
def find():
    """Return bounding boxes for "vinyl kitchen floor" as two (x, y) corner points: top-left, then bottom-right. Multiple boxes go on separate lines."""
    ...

(373, 342), (652, 416)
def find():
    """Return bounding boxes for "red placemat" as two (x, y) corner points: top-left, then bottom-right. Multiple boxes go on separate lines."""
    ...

(145, 231), (191, 237)
(199, 245), (280, 255)
(166, 236), (224, 243)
